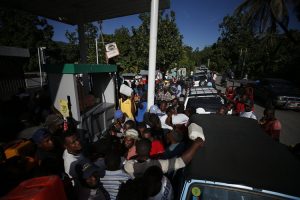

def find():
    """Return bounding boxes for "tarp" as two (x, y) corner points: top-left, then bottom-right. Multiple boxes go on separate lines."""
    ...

(186, 114), (300, 197)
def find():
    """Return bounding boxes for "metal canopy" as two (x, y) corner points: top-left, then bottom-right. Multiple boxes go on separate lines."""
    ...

(0, 0), (170, 25)
(44, 64), (117, 74)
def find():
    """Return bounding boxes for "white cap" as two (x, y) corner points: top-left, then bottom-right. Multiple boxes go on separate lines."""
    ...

(172, 114), (189, 125)
(188, 123), (205, 141)
(125, 129), (139, 140)
(196, 107), (206, 114)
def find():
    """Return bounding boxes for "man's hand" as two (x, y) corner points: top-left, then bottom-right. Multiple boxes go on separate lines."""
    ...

(193, 137), (204, 148)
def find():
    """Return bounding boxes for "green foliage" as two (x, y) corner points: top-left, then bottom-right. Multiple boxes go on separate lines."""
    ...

(156, 11), (183, 71)
(131, 11), (183, 72)
(178, 46), (195, 74)
(235, 0), (297, 43)
(195, 13), (300, 82)
(0, 8), (56, 71)
(113, 26), (137, 73)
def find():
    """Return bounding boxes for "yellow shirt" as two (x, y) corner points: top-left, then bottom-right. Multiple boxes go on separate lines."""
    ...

(119, 98), (135, 120)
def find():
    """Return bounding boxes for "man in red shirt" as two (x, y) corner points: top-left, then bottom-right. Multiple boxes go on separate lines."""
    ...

(141, 128), (165, 159)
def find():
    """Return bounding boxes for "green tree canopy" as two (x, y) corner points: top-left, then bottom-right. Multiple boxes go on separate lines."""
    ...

(0, 8), (56, 71)
(131, 11), (183, 73)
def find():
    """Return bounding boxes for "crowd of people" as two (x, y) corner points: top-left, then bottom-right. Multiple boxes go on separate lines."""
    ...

(0, 76), (283, 200)
(219, 83), (282, 142)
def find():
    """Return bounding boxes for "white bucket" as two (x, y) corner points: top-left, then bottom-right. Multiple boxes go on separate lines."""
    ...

(120, 84), (133, 97)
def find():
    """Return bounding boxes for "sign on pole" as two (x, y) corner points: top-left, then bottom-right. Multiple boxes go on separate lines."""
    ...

(59, 99), (69, 118)
(105, 42), (119, 59)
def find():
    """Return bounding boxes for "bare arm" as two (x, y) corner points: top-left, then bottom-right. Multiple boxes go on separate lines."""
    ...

(130, 95), (136, 117)
(180, 138), (204, 164)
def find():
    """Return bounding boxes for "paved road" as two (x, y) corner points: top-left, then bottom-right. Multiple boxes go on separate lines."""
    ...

(216, 76), (300, 146)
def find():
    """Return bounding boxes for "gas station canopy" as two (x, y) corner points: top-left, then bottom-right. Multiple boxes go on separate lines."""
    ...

(0, 0), (169, 110)
(0, 0), (170, 25)
(44, 64), (117, 74)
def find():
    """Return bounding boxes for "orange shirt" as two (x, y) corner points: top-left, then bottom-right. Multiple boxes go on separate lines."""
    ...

(126, 145), (137, 160)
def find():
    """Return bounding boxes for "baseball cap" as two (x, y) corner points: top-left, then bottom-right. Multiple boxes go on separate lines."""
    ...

(172, 113), (189, 125)
(114, 110), (124, 120)
(79, 161), (104, 179)
(124, 129), (139, 140)
(149, 105), (162, 115)
(44, 114), (64, 127)
(32, 128), (50, 144)
(244, 99), (252, 107)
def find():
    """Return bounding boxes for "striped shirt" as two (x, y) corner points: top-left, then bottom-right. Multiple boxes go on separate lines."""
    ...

(100, 169), (131, 200)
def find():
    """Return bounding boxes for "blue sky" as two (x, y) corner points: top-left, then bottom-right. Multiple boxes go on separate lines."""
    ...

(49, 0), (300, 50)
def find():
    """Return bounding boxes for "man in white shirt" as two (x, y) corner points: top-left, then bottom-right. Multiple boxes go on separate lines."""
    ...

(63, 132), (85, 180)
(240, 99), (257, 120)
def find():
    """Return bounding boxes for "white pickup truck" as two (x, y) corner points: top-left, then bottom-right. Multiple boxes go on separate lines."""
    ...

(184, 86), (224, 114)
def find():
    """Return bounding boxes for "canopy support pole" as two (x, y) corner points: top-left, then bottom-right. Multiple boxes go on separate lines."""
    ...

(147, 0), (159, 110)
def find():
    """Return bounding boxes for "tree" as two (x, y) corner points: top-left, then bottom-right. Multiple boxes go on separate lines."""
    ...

(131, 13), (151, 70)
(235, 0), (297, 43)
(131, 11), (183, 72)
(178, 45), (195, 74)
(156, 11), (183, 71)
(61, 30), (80, 63)
(218, 15), (259, 77)
(0, 8), (56, 71)
(63, 22), (114, 64)
(113, 26), (137, 72)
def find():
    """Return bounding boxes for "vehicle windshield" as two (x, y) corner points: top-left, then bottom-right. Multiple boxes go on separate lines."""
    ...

(194, 75), (206, 81)
(186, 96), (223, 112)
(184, 183), (288, 200)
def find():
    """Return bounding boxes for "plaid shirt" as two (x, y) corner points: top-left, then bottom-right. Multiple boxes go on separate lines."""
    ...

(158, 91), (172, 102)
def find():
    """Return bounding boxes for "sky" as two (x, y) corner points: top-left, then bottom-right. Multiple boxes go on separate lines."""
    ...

(48, 0), (300, 50)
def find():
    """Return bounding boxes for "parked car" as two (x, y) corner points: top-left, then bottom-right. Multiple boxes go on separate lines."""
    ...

(192, 72), (208, 87)
(253, 78), (300, 109)
(184, 86), (224, 113)
(180, 114), (300, 200)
